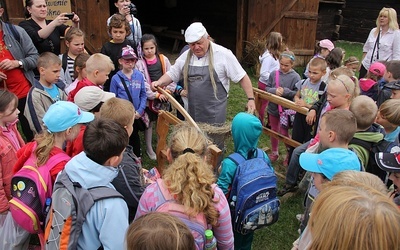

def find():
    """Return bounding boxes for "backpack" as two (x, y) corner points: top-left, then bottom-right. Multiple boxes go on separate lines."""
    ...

(350, 137), (393, 181)
(155, 179), (209, 250)
(44, 170), (124, 249)
(9, 151), (70, 234)
(228, 148), (280, 235)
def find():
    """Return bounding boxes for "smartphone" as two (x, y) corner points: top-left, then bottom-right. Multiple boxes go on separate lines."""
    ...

(65, 13), (74, 20)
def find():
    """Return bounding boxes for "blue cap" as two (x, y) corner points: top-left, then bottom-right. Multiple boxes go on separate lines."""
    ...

(299, 148), (361, 180)
(43, 101), (94, 133)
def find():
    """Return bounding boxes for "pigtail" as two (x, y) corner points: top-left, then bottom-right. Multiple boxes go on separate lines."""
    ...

(34, 131), (56, 166)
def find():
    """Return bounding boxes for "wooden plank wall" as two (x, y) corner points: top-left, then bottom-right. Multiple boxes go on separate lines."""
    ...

(317, 1), (345, 41)
(341, 0), (400, 43)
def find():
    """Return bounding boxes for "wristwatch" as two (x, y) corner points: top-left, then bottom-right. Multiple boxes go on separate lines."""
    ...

(18, 60), (23, 68)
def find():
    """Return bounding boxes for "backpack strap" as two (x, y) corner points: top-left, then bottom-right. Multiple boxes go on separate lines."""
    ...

(61, 53), (68, 73)
(227, 152), (246, 167)
(350, 137), (373, 151)
(318, 81), (326, 99)
(88, 186), (124, 202)
(27, 88), (42, 133)
(118, 75), (134, 104)
(119, 166), (140, 203)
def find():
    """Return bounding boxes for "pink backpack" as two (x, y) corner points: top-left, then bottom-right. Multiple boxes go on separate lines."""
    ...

(155, 179), (212, 250)
(9, 150), (70, 234)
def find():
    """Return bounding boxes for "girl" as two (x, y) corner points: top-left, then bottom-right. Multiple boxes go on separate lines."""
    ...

(359, 61), (386, 101)
(0, 90), (25, 215)
(135, 123), (234, 250)
(265, 51), (301, 163)
(344, 56), (360, 73)
(110, 45), (146, 158)
(64, 53), (90, 95)
(59, 27), (86, 90)
(101, 13), (137, 91)
(323, 47), (344, 83)
(258, 32), (283, 125)
(303, 39), (334, 78)
(135, 34), (176, 160)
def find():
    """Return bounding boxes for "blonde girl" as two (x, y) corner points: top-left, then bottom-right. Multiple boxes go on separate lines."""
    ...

(135, 34), (176, 160)
(135, 123), (234, 249)
(64, 53), (90, 95)
(59, 27), (86, 89)
(258, 31), (283, 125)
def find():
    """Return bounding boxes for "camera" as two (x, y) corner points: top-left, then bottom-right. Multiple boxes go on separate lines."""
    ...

(65, 13), (74, 20)
(129, 3), (137, 16)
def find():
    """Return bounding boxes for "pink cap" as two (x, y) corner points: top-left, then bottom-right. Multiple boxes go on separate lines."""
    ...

(319, 39), (334, 51)
(121, 45), (138, 60)
(369, 62), (386, 77)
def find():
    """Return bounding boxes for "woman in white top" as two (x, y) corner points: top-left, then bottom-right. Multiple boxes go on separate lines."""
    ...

(360, 7), (400, 78)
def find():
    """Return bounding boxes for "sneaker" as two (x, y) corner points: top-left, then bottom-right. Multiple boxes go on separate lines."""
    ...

(277, 184), (298, 196)
(296, 214), (304, 222)
(268, 153), (279, 162)
(146, 150), (157, 160)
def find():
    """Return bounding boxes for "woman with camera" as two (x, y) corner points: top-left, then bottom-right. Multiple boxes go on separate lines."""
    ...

(107, 0), (142, 55)
(19, 0), (80, 55)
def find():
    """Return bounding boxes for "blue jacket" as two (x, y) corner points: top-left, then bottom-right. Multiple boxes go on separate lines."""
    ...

(64, 152), (128, 250)
(217, 112), (271, 194)
(110, 70), (147, 115)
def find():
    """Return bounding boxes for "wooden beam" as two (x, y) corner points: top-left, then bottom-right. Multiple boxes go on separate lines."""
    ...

(261, 0), (299, 38)
(284, 11), (318, 20)
(263, 127), (301, 148)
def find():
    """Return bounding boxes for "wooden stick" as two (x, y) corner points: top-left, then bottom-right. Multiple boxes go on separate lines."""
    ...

(156, 87), (201, 131)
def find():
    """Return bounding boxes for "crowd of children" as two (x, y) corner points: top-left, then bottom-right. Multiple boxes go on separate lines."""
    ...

(0, 2), (399, 249)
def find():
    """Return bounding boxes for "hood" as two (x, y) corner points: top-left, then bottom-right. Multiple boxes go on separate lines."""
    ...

(64, 152), (119, 189)
(259, 50), (271, 63)
(353, 126), (384, 143)
(232, 112), (262, 157)
(359, 78), (376, 91)
(13, 141), (36, 174)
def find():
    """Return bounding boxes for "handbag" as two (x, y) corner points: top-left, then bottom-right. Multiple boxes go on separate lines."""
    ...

(275, 70), (296, 128)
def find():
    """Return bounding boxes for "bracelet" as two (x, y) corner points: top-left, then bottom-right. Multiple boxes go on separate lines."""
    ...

(248, 97), (255, 101)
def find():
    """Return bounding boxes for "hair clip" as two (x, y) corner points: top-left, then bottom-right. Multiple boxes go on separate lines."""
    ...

(183, 148), (195, 154)
(281, 53), (295, 61)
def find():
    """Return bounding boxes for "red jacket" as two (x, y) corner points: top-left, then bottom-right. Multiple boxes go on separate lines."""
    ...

(67, 78), (98, 102)
(0, 123), (25, 213)
(66, 125), (86, 157)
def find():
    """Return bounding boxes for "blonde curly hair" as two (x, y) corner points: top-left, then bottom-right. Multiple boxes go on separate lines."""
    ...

(163, 123), (220, 227)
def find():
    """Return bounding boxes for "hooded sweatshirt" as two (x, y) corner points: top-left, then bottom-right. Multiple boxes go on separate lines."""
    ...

(64, 152), (128, 250)
(217, 112), (271, 195)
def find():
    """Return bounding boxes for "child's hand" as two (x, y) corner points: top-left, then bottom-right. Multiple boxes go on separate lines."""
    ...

(306, 110), (316, 125)
(276, 87), (284, 96)
(180, 89), (187, 97)
(158, 94), (168, 102)
(135, 111), (141, 119)
(295, 99), (306, 107)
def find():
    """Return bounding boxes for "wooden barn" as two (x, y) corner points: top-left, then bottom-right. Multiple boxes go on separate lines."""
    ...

(3, 0), (397, 66)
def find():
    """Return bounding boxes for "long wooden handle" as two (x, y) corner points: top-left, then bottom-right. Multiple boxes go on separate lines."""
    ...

(156, 87), (201, 131)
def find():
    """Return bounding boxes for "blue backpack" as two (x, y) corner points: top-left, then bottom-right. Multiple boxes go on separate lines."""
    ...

(228, 148), (280, 235)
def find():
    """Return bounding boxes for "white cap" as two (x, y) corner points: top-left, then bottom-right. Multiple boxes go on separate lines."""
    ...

(184, 22), (207, 43)
(74, 86), (115, 111)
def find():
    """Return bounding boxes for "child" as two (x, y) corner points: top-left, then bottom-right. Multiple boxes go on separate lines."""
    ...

(61, 118), (129, 249)
(375, 152), (400, 207)
(100, 97), (148, 222)
(217, 112), (271, 249)
(110, 45), (146, 158)
(359, 61), (386, 101)
(375, 98), (400, 143)
(292, 57), (327, 154)
(377, 60), (400, 106)
(265, 51), (301, 162)
(66, 86), (115, 157)
(279, 73), (359, 195)
(323, 47), (344, 82)
(12, 101), (94, 247)
(0, 90), (25, 215)
(59, 27), (86, 89)
(258, 32), (283, 125)
(344, 56), (360, 73)
(101, 13), (137, 91)
(126, 212), (195, 250)
(67, 53), (114, 102)
(135, 34), (177, 160)
(65, 53), (90, 95)
(25, 52), (67, 134)
(303, 39), (334, 78)
(135, 123), (234, 249)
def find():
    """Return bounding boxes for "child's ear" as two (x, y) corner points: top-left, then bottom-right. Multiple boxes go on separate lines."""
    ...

(329, 130), (336, 142)
(106, 155), (122, 167)
(93, 69), (99, 77)
(38, 66), (46, 75)
(166, 148), (173, 163)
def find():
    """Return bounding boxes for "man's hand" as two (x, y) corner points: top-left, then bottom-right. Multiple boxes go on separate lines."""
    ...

(247, 99), (256, 114)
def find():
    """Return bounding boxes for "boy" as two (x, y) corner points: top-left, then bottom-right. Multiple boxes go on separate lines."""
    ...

(63, 118), (129, 249)
(217, 112), (272, 250)
(375, 151), (400, 207)
(375, 98), (400, 143)
(100, 97), (148, 222)
(67, 53), (114, 102)
(377, 60), (400, 105)
(25, 52), (67, 134)
(66, 86), (115, 157)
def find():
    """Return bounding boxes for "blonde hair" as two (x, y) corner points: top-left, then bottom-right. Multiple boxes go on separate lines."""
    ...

(322, 109), (357, 144)
(99, 97), (135, 127)
(65, 27), (85, 43)
(329, 170), (387, 194)
(265, 32), (283, 60)
(328, 74), (359, 102)
(85, 53), (115, 74)
(126, 212), (195, 250)
(309, 185), (400, 250)
(375, 7), (399, 36)
(309, 57), (327, 72)
(379, 99), (400, 126)
(349, 95), (378, 130)
(34, 131), (64, 166)
(37, 52), (61, 69)
(344, 56), (359, 66)
(163, 123), (219, 227)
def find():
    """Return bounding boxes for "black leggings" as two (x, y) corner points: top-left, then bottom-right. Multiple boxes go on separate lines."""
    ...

(18, 97), (34, 142)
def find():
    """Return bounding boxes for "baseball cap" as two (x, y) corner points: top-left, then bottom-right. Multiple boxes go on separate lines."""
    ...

(300, 148), (361, 180)
(319, 39), (334, 51)
(121, 45), (137, 60)
(385, 80), (400, 90)
(369, 62), (386, 77)
(74, 86), (115, 111)
(43, 101), (94, 133)
(185, 22), (207, 43)
(375, 152), (400, 173)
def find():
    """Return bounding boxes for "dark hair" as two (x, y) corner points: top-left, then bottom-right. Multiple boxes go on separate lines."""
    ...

(73, 53), (90, 78)
(24, 0), (35, 18)
(141, 34), (158, 54)
(385, 60), (400, 79)
(0, 89), (18, 115)
(325, 48), (343, 70)
(83, 118), (128, 165)
(108, 13), (131, 37)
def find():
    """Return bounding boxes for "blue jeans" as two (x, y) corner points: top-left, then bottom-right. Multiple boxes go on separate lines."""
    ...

(285, 141), (310, 185)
